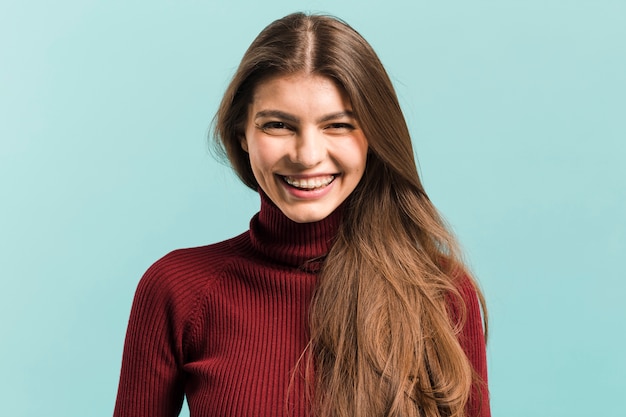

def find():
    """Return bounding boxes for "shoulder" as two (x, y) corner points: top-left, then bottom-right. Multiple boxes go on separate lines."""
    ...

(133, 231), (252, 315)
(446, 268), (487, 355)
(444, 267), (485, 332)
(454, 272), (481, 309)
(149, 232), (249, 277)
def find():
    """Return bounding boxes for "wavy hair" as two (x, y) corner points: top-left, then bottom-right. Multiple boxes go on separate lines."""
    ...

(213, 12), (486, 417)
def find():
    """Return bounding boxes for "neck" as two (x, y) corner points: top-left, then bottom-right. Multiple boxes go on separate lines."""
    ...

(249, 192), (343, 271)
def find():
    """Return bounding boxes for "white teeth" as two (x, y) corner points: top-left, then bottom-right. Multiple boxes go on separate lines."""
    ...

(283, 175), (335, 189)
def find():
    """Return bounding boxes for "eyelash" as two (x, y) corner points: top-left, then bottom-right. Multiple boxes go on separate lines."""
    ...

(261, 121), (290, 130)
(325, 123), (355, 131)
(257, 122), (356, 133)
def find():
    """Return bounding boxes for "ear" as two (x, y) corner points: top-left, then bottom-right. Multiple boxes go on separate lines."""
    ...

(240, 135), (249, 153)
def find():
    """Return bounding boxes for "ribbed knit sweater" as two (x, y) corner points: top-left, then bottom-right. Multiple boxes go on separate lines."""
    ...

(113, 194), (490, 417)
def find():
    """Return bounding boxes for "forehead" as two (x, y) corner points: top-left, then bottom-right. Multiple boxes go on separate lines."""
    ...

(250, 73), (352, 111)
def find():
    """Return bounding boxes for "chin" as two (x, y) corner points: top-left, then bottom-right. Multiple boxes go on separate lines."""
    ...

(285, 213), (331, 224)
(281, 205), (335, 224)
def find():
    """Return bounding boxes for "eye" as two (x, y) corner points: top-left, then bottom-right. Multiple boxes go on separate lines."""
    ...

(257, 121), (294, 136)
(264, 121), (286, 130)
(324, 122), (356, 134)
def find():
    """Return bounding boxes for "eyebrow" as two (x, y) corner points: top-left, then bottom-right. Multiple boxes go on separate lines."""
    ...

(318, 110), (355, 123)
(254, 110), (299, 123)
(253, 110), (356, 124)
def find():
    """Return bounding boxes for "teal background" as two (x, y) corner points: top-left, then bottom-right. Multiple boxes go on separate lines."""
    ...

(1, 0), (624, 416)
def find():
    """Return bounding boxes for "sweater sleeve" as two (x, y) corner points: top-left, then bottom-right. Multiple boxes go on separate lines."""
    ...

(113, 258), (189, 417)
(455, 275), (491, 417)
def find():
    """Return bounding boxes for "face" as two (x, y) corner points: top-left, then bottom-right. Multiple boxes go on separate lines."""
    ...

(242, 73), (368, 223)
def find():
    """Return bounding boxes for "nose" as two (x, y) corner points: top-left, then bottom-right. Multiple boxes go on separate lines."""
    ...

(291, 127), (326, 168)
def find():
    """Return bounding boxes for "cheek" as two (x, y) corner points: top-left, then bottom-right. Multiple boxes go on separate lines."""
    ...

(247, 140), (280, 174)
(349, 139), (368, 172)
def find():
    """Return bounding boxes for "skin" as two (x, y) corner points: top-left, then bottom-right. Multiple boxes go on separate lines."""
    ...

(242, 73), (369, 223)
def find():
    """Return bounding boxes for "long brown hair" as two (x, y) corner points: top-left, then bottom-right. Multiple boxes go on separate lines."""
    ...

(214, 12), (487, 417)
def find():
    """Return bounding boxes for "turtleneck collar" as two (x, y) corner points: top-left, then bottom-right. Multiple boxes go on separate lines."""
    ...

(249, 191), (343, 271)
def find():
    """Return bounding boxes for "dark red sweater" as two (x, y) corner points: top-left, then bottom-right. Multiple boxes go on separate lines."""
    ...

(114, 194), (490, 417)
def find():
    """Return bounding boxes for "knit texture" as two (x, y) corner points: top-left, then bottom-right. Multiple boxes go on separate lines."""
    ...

(113, 194), (490, 417)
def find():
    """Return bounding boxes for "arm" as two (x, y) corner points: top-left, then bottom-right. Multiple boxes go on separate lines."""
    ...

(455, 275), (490, 417)
(113, 261), (186, 417)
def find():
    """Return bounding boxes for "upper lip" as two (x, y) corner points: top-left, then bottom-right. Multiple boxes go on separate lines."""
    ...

(278, 173), (338, 179)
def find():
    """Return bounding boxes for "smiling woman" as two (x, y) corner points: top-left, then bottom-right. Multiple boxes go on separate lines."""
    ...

(113, 12), (490, 417)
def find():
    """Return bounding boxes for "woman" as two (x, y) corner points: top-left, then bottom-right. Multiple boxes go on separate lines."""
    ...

(114, 12), (490, 417)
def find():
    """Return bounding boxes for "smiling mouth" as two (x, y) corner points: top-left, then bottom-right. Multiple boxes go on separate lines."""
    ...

(282, 175), (336, 190)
